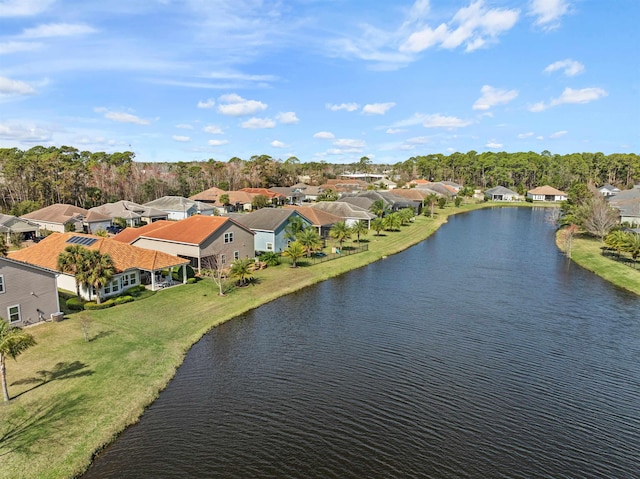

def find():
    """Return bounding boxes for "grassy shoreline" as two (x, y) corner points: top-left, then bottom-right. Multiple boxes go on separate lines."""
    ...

(556, 233), (640, 296)
(2, 201), (635, 479)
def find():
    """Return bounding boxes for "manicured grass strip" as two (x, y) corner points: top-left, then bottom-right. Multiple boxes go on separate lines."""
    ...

(557, 233), (640, 295)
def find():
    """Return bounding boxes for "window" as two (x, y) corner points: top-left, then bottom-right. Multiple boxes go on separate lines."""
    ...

(220, 254), (226, 265)
(8, 305), (20, 323)
(129, 273), (137, 285)
(122, 275), (130, 287)
(111, 279), (120, 293)
(234, 251), (240, 260)
(104, 282), (111, 294)
(224, 232), (234, 243)
(266, 242), (273, 251)
(0, 274), (4, 294)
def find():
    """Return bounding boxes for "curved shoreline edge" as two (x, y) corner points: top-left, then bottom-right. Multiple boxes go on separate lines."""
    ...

(3, 202), (637, 479)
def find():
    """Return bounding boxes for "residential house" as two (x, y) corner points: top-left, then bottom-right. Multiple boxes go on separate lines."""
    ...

(598, 184), (621, 197)
(526, 186), (568, 202)
(9, 232), (189, 296)
(269, 186), (305, 205)
(114, 215), (254, 272)
(240, 188), (287, 206)
(190, 188), (255, 214)
(144, 196), (215, 220)
(608, 185), (640, 226)
(0, 257), (61, 326)
(283, 206), (342, 238)
(0, 214), (39, 243)
(291, 183), (324, 202)
(90, 200), (168, 227)
(321, 179), (368, 195)
(230, 209), (312, 254)
(21, 203), (111, 234)
(309, 201), (376, 227)
(485, 186), (521, 201)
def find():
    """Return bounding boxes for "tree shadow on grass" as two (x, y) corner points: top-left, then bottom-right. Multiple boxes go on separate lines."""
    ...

(10, 361), (94, 399)
(89, 330), (114, 342)
(0, 393), (87, 457)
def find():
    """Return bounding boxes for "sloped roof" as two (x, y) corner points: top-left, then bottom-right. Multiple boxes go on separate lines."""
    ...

(231, 208), (306, 231)
(84, 210), (112, 223)
(144, 196), (215, 213)
(609, 186), (640, 202)
(9, 232), (188, 273)
(189, 186), (226, 203)
(240, 188), (286, 199)
(21, 203), (87, 224)
(117, 216), (250, 245)
(90, 200), (168, 219)
(310, 201), (376, 220)
(392, 189), (436, 200)
(486, 186), (519, 196)
(0, 213), (39, 233)
(528, 185), (567, 196)
(339, 196), (374, 210)
(283, 206), (342, 226)
(112, 220), (173, 243)
(415, 183), (453, 196)
(609, 197), (640, 216)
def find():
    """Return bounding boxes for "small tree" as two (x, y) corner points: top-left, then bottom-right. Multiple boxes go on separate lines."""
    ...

(251, 194), (270, 210)
(383, 212), (402, 232)
(10, 233), (22, 248)
(369, 199), (388, 218)
(296, 227), (323, 257)
(201, 254), (228, 296)
(283, 241), (306, 267)
(0, 236), (8, 257)
(0, 320), (37, 402)
(437, 197), (447, 209)
(85, 250), (115, 304)
(284, 215), (306, 242)
(230, 258), (254, 286)
(329, 221), (352, 249)
(371, 217), (385, 236)
(560, 224), (579, 258)
(398, 208), (414, 226)
(577, 196), (619, 241)
(57, 245), (89, 300)
(424, 193), (439, 218)
(219, 194), (230, 207)
(351, 221), (369, 243)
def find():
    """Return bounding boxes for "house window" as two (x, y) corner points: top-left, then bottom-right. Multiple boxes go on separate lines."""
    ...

(111, 279), (120, 293)
(8, 305), (20, 323)
(220, 254), (226, 265)
(104, 282), (111, 294)
(266, 242), (273, 251)
(234, 251), (239, 260)
(129, 273), (137, 285)
(122, 275), (130, 287)
(0, 275), (4, 294)
(224, 232), (234, 243)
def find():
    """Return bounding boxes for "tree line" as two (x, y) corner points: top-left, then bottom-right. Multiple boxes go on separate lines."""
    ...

(0, 146), (638, 215)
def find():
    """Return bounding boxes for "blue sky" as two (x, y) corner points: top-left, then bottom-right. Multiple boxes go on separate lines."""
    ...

(0, 0), (638, 164)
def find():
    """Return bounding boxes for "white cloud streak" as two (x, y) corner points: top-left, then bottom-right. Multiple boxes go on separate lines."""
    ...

(473, 85), (518, 110)
(21, 23), (97, 38)
(326, 102), (359, 112)
(362, 102), (396, 115)
(422, 114), (472, 128)
(313, 131), (334, 139)
(529, 87), (608, 111)
(529, 0), (570, 30)
(0, 0), (53, 17)
(218, 93), (267, 116)
(94, 107), (150, 125)
(276, 111), (299, 124)
(241, 117), (276, 129)
(544, 59), (584, 76)
(197, 98), (216, 109)
(0, 76), (36, 96)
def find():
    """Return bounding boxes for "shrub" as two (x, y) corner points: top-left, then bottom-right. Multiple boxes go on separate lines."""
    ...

(84, 299), (116, 310)
(66, 297), (85, 311)
(525, 196), (533, 203)
(187, 277), (197, 284)
(454, 197), (462, 207)
(259, 251), (281, 266)
(172, 264), (195, 282)
(113, 295), (134, 305)
(125, 285), (146, 296)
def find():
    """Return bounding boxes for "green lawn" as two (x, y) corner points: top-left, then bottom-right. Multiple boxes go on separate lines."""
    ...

(0, 201), (630, 479)
(558, 233), (640, 295)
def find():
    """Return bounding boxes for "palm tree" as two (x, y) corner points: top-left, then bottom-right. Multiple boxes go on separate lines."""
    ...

(351, 220), (369, 243)
(284, 215), (306, 242)
(398, 207), (415, 226)
(371, 217), (385, 236)
(383, 212), (402, 232)
(85, 250), (115, 304)
(230, 258), (254, 286)
(605, 230), (628, 256)
(622, 233), (640, 262)
(369, 199), (388, 218)
(329, 221), (352, 250)
(424, 193), (439, 218)
(296, 228), (323, 257)
(0, 236), (8, 257)
(0, 320), (36, 402)
(283, 241), (306, 268)
(57, 245), (89, 300)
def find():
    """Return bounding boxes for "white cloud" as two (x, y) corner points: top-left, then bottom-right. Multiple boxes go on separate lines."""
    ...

(241, 117), (276, 129)
(313, 131), (335, 139)
(208, 139), (228, 146)
(472, 85), (518, 110)
(401, 0), (520, 54)
(197, 98), (216, 109)
(94, 107), (150, 125)
(0, 76), (36, 96)
(276, 111), (299, 124)
(544, 59), (584, 76)
(517, 132), (534, 139)
(0, 121), (52, 142)
(0, 0), (53, 17)
(176, 123), (193, 130)
(22, 23), (97, 38)
(529, 0), (570, 30)
(173, 135), (191, 142)
(333, 138), (366, 148)
(362, 102), (396, 115)
(327, 147), (363, 155)
(550, 130), (568, 138)
(386, 128), (405, 134)
(0, 41), (41, 55)
(536, 135), (544, 140)
(203, 125), (223, 134)
(530, 87), (608, 111)
(422, 114), (472, 128)
(271, 140), (287, 148)
(486, 140), (503, 148)
(405, 136), (430, 144)
(218, 93), (267, 116)
(326, 102), (359, 112)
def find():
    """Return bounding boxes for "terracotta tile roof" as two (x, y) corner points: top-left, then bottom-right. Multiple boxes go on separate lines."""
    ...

(8, 232), (188, 273)
(115, 215), (251, 245)
(189, 187), (226, 202)
(240, 188), (286, 199)
(21, 203), (87, 223)
(409, 179), (430, 185)
(528, 185), (567, 196)
(283, 206), (342, 226)
(391, 189), (430, 200)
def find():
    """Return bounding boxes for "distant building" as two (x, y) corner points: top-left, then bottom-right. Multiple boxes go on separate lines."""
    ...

(526, 186), (567, 202)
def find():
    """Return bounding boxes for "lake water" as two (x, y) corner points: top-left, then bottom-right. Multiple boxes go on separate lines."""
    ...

(83, 207), (640, 478)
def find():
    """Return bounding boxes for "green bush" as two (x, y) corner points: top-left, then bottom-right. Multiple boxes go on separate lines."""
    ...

(125, 285), (146, 297)
(525, 196), (533, 203)
(84, 299), (116, 310)
(172, 264), (195, 282)
(258, 251), (281, 266)
(113, 295), (134, 305)
(66, 297), (85, 311)
(187, 277), (197, 284)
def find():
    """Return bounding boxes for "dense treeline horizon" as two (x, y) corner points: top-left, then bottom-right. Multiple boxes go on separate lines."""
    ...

(0, 146), (638, 215)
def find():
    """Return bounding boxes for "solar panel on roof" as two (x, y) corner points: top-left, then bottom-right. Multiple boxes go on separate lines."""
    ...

(66, 235), (98, 246)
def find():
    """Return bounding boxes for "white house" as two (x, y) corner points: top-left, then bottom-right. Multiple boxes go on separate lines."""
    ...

(526, 186), (568, 202)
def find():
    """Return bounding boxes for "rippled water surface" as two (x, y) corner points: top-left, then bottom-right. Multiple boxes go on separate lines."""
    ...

(84, 208), (640, 478)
